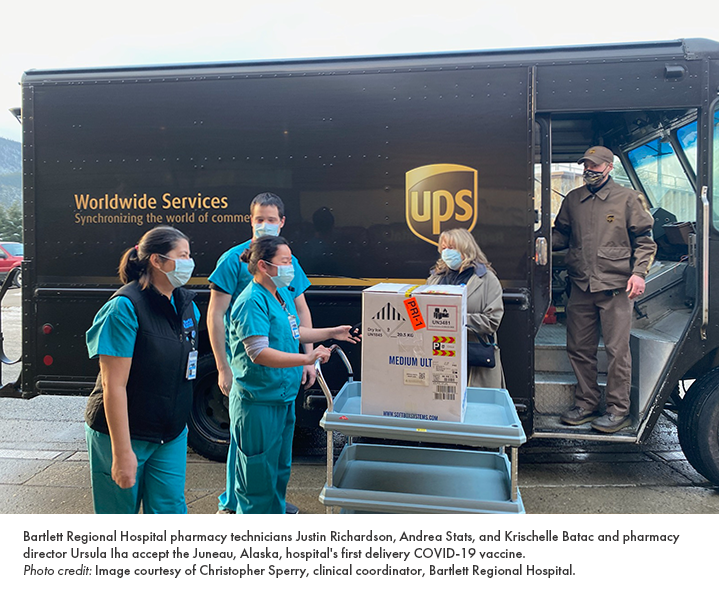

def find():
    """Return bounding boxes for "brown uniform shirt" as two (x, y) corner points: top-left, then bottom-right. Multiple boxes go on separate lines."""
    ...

(552, 177), (657, 293)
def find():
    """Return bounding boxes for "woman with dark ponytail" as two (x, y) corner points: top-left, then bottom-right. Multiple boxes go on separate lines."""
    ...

(227, 235), (359, 514)
(84, 226), (200, 514)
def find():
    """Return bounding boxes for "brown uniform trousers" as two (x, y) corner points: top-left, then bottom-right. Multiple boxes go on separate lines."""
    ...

(553, 177), (656, 417)
(566, 284), (632, 416)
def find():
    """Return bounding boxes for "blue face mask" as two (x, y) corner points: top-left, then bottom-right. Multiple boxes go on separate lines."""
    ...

(253, 222), (280, 238)
(441, 248), (463, 271)
(264, 261), (294, 288)
(161, 256), (195, 288)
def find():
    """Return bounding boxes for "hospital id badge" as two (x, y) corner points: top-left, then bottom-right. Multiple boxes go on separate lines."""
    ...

(186, 350), (198, 380)
(288, 315), (301, 340)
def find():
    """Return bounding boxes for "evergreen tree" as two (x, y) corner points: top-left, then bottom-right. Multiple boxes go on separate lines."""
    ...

(0, 201), (22, 241)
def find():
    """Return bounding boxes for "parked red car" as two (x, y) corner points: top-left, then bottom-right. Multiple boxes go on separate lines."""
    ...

(0, 242), (23, 287)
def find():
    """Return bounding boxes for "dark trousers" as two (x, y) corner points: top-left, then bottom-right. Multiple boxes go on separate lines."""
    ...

(566, 283), (632, 417)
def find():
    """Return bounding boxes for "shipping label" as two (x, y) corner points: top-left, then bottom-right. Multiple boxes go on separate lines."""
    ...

(404, 370), (430, 386)
(426, 304), (459, 331)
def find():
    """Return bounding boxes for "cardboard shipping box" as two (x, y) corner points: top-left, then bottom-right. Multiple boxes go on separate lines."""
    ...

(361, 283), (467, 422)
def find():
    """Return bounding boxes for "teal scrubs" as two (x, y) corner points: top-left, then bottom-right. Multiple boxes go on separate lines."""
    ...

(85, 425), (188, 514)
(87, 296), (201, 359)
(85, 295), (200, 514)
(209, 239), (310, 334)
(228, 281), (302, 514)
(86, 296), (141, 359)
(209, 238), (310, 512)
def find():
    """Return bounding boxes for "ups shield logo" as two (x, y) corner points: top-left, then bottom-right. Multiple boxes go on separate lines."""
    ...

(406, 164), (477, 246)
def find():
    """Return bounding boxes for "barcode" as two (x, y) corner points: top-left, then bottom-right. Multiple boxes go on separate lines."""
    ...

(433, 385), (456, 400)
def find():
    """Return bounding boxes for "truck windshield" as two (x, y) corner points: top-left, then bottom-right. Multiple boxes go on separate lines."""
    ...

(612, 157), (632, 188)
(676, 121), (698, 175)
(628, 136), (695, 222)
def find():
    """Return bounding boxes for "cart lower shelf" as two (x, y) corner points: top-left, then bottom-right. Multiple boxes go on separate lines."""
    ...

(319, 443), (524, 514)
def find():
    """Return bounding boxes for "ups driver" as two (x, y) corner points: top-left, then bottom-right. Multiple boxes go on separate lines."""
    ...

(553, 146), (657, 433)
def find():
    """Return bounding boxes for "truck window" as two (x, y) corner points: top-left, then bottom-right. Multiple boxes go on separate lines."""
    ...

(676, 121), (698, 175)
(628, 137), (695, 222)
(548, 164), (583, 226)
(534, 162), (580, 230)
(611, 157), (632, 188)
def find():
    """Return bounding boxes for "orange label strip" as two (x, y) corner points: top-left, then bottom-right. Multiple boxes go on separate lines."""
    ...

(403, 297), (426, 330)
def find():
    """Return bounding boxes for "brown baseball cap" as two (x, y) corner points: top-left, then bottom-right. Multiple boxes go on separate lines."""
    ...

(578, 146), (614, 166)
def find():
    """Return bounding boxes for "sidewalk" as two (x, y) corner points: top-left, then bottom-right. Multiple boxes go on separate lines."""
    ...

(0, 394), (326, 514)
(1, 395), (718, 514)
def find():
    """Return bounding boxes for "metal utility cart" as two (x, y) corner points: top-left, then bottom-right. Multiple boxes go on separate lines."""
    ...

(315, 347), (527, 514)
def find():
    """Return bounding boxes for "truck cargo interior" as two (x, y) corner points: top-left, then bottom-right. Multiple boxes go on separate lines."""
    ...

(533, 107), (702, 440)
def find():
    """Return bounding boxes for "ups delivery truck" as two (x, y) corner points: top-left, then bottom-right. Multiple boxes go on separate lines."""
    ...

(8, 38), (719, 484)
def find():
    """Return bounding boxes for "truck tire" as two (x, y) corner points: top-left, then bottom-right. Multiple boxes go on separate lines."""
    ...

(677, 367), (719, 485)
(188, 354), (230, 462)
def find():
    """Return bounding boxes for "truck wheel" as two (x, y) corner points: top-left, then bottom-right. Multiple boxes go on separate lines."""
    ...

(188, 354), (230, 462)
(677, 367), (719, 485)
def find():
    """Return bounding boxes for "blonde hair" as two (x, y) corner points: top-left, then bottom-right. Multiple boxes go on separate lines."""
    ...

(431, 228), (495, 275)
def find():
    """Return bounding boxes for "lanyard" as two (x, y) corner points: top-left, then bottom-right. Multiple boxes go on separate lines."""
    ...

(277, 292), (301, 340)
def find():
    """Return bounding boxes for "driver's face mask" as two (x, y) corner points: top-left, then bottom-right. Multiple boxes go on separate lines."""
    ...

(583, 165), (609, 186)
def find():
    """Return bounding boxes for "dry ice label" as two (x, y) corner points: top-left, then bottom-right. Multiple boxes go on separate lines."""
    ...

(405, 164), (478, 246)
(371, 301), (407, 337)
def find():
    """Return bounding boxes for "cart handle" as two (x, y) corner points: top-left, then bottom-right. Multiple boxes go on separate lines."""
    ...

(314, 344), (353, 412)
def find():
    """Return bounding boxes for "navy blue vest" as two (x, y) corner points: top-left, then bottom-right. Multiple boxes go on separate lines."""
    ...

(85, 282), (198, 443)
